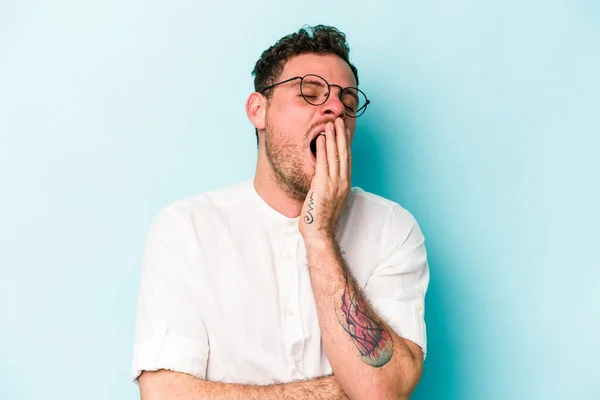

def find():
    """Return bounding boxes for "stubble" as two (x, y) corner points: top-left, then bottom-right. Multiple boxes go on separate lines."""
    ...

(264, 121), (311, 202)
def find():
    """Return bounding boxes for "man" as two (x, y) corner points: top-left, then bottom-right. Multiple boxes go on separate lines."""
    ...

(131, 25), (429, 399)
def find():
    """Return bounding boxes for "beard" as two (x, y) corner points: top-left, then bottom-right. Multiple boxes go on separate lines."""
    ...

(264, 120), (311, 202)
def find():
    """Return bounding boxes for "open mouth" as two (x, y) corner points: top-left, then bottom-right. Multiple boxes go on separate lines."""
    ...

(309, 134), (325, 158)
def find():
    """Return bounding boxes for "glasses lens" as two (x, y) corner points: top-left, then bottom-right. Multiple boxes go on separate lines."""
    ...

(341, 88), (368, 117)
(300, 75), (329, 105)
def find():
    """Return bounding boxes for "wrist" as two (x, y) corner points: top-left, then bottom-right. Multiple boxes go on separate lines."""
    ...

(302, 233), (336, 252)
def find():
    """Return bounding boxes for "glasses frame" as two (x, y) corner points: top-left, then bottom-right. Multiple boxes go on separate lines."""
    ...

(259, 74), (371, 118)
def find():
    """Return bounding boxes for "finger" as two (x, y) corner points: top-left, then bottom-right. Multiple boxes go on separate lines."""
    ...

(315, 134), (328, 180)
(326, 121), (339, 179)
(337, 119), (349, 180)
(346, 128), (352, 184)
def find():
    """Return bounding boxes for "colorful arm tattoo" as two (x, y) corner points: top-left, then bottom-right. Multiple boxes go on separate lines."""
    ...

(335, 270), (393, 368)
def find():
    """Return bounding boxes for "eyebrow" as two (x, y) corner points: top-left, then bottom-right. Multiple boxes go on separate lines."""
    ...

(303, 79), (327, 87)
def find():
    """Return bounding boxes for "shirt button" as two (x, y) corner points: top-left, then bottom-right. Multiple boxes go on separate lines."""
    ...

(286, 309), (295, 317)
(285, 253), (293, 260)
(415, 304), (423, 312)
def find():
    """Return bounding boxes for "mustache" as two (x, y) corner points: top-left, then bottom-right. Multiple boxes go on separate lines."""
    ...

(306, 118), (338, 136)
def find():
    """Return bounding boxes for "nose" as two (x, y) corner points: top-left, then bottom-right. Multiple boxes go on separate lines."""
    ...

(320, 86), (346, 120)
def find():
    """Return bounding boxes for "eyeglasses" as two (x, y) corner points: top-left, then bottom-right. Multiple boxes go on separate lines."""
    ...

(259, 74), (371, 118)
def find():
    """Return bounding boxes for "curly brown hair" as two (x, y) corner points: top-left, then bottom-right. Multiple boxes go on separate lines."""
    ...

(251, 25), (359, 145)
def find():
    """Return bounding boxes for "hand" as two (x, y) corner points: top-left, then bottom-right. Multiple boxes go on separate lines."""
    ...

(299, 117), (352, 244)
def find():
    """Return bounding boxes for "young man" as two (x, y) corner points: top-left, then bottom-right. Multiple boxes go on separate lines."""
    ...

(132, 25), (429, 400)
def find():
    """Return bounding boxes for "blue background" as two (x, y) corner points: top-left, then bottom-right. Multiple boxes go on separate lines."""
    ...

(1, 1), (598, 399)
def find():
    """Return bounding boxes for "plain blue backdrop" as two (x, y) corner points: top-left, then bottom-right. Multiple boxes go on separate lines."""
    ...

(1, 1), (598, 399)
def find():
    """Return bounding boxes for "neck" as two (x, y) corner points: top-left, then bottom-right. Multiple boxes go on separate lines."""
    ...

(253, 145), (304, 219)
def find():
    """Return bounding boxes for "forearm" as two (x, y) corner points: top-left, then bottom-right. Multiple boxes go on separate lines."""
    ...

(305, 238), (422, 400)
(139, 370), (348, 400)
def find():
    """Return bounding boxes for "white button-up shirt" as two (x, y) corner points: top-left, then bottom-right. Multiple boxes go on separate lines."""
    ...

(131, 180), (429, 384)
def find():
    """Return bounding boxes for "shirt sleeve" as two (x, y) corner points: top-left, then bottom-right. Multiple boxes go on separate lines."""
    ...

(131, 205), (209, 382)
(363, 205), (430, 359)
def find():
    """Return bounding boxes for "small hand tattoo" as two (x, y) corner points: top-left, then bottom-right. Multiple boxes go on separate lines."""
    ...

(304, 192), (315, 224)
(336, 271), (393, 367)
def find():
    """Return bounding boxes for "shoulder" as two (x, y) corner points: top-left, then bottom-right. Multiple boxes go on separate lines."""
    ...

(149, 180), (254, 233)
(348, 187), (420, 230)
(346, 187), (425, 256)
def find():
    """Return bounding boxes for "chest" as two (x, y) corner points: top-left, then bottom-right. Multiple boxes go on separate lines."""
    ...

(191, 223), (376, 382)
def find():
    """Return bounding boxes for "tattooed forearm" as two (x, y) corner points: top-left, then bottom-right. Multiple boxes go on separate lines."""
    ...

(304, 192), (315, 224)
(335, 269), (393, 368)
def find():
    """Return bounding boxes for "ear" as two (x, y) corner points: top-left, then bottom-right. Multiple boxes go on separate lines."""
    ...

(246, 92), (267, 130)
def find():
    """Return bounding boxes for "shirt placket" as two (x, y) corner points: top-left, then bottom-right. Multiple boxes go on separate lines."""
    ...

(281, 224), (305, 378)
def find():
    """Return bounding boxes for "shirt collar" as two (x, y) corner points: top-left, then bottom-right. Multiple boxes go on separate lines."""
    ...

(248, 180), (300, 227)
(247, 180), (356, 227)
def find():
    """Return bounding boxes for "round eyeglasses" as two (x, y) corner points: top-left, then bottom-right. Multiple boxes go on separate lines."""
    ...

(259, 74), (371, 118)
